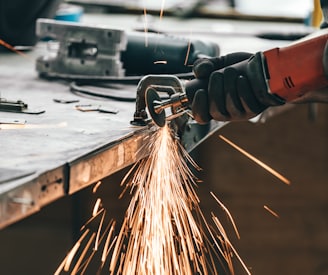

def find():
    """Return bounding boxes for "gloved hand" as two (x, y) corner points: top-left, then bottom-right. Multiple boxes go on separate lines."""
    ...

(191, 52), (285, 123)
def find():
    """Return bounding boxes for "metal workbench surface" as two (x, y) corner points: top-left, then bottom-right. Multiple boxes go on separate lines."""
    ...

(0, 43), (157, 229)
(0, 12), (304, 229)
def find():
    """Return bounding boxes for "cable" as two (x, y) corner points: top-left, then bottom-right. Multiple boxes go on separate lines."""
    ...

(69, 72), (195, 101)
(70, 81), (137, 101)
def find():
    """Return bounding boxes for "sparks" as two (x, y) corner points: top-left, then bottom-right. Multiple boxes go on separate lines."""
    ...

(0, 39), (30, 58)
(153, 60), (167, 64)
(92, 198), (102, 217)
(184, 32), (193, 66)
(160, 0), (166, 20)
(219, 135), (291, 185)
(210, 192), (240, 240)
(264, 205), (280, 218)
(110, 125), (208, 274)
(92, 181), (102, 193)
(143, 5), (148, 47)
(57, 126), (249, 274)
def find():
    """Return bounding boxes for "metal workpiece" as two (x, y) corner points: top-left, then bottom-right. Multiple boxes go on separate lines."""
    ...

(36, 18), (127, 78)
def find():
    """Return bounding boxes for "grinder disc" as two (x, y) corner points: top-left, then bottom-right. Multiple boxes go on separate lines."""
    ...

(145, 87), (166, 127)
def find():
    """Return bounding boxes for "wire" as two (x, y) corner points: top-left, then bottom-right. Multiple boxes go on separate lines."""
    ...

(40, 71), (195, 84)
(70, 82), (137, 102)
(69, 72), (195, 101)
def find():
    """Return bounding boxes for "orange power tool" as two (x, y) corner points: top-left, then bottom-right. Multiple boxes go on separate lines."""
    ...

(263, 31), (328, 101)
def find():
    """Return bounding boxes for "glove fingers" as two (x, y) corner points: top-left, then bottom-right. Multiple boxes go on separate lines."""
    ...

(223, 52), (253, 67)
(193, 52), (253, 79)
(224, 68), (245, 116)
(237, 75), (267, 114)
(193, 58), (218, 78)
(191, 89), (212, 124)
(208, 71), (229, 120)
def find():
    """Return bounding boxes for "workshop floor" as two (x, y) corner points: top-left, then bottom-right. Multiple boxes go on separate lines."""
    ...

(0, 103), (327, 275)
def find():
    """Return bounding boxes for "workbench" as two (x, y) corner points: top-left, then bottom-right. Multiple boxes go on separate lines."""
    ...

(0, 12), (307, 229)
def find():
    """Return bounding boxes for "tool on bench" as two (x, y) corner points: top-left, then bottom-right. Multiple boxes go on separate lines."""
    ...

(0, 97), (45, 114)
(36, 19), (219, 79)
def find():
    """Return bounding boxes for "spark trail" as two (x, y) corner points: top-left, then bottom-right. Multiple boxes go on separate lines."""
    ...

(56, 126), (249, 274)
(0, 39), (30, 58)
(219, 135), (290, 185)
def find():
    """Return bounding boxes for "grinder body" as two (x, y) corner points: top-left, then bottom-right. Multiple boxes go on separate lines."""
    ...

(263, 32), (328, 101)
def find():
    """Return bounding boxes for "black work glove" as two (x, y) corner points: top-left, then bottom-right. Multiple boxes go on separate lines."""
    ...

(191, 52), (285, 123)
